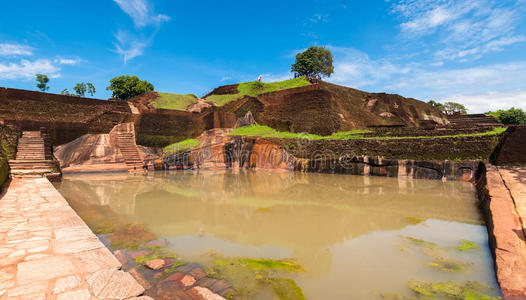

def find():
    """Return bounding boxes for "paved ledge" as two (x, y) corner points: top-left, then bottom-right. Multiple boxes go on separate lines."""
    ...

(0, 177), (148, 300)
(479, 165), (526, 299)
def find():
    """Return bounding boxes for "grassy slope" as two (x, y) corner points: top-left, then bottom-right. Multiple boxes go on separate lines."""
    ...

(152, 92), (198, 110)
(204, 77), (310, 106)
(164, 138), (200, 154)
(229, 125), (507, 140)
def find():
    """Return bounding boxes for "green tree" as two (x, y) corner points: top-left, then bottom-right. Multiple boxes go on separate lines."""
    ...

(60, 89), (72, 96)
(87, 83), (96, 96)
(427, 100), (445, 112)
(106, 75), (154, 100)
(487, 107), (526, 124)
(291, 46), (334, 78)
(443, 102), (467, 115)
(74, 82), (87, 97)
(36, 74), (49, 92)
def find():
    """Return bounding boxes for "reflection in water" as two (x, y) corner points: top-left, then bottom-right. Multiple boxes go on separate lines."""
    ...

(56, 170), (500, 299)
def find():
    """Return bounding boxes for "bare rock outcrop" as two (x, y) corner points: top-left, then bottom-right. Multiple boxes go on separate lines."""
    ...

(54, 123), (160, 173)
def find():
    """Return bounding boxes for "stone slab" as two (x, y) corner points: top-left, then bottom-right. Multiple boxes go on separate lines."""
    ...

(0, 178), (145, 299)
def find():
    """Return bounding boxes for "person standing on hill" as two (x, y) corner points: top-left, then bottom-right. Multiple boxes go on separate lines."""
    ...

(258, 75), (263, 82)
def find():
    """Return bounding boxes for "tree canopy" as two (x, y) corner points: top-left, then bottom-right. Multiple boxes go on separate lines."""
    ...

(106, 75), (154, 100)
(35, 74), (49, 92)
(74, 83), (87, 97)
(428, 100), (467, 115)
(443, 102), (467, 115)
(291, 46), (334, 78)
(487, 107), (526, 124)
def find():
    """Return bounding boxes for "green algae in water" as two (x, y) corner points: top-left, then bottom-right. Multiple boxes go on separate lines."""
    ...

(108, 223), (156, 250)
(408, 280), (500, 300)
(457, 240), (480, 252)
(406, 217), (424, 225)
(428, 257), (471, 272)
(210, 256), (305, 299)
(134, 247), (178, 265)
(270, 277), (307, 300)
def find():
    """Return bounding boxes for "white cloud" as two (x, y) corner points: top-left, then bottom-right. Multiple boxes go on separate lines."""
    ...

(0, 43), (33, 56)
(113, 0), (170, 28)
(54, 57), (82, 65)
(113, 30), (151, 64)
(112, 0), (170, 63)
(389, 0), (526, 61)
(328, 46), (411, 88)
(444, 90), (526, 113)
(325, 46), (526, 113)
(0, 59), (60, 80)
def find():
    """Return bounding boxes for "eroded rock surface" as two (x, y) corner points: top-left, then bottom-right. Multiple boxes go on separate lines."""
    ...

(477, 165), (526, 299)
(54, 122), (160, 172)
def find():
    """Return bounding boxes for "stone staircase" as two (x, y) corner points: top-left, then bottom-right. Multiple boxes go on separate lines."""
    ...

(447, 114), (500, 128)
(9, 130), (59, 177)
(110, 123), (145, 170)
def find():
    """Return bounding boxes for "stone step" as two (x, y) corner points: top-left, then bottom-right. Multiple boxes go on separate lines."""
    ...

(10, 169), (54, 175)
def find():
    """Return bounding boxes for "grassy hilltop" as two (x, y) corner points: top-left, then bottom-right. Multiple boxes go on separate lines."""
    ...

(152, 77), (310, 110)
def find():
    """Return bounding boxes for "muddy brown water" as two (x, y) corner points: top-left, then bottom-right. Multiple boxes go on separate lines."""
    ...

(55, 170), (501, 299)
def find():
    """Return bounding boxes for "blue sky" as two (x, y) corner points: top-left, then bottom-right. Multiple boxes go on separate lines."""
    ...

(0, 0), (525, 113)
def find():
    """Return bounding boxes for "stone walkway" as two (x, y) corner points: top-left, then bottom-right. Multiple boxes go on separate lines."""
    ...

(0, 177), (149, 300)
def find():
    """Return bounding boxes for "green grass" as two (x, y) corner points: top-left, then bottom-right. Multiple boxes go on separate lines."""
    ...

(164, 138), (200, 154)
(204, 77), (310, 106)
(229, 125), (507, 141)
(152, 92), (198, 110)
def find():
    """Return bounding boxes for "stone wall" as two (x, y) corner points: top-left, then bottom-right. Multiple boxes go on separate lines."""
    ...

(269, 134), (501, 161)
(0, 88), (133, 145)
(134, 110), (206, 147)
(162, 130), (483, 181)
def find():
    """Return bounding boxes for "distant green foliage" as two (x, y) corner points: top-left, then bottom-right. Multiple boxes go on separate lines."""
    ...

(428, 100), (444, 111)
(443, 102), (468, 115)
(36, 74), (49, 92)
(291, 46), (334, 78)
(205, 77), (310, 106)
(164, 138), (200, 154)
(428, 100), (467, 115)
(106, 75), (154, 100)
(229, 125), (506, 140)
(87, 83), (96, 96)
(74, 82), (87, 97)
(60, 89), (72, 96)
(487, 107), (526, 124)
(153, 93), (198, 110)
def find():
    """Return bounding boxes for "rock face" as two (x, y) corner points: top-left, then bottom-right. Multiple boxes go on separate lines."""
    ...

(477, 164), (526, 299)
(163, 129), (297, 171)
(234, 111), (256, 128)
(493, 125), (526, 166)
(187, 99), (213, 113)
(54, 123), (160, 172)
(162, 129), (480, 181)
(205, 82), (450, 135)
